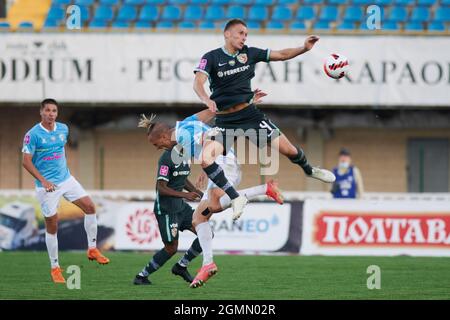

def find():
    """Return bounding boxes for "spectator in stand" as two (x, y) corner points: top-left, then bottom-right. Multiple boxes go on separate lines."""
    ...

(331, 148), (364, 199)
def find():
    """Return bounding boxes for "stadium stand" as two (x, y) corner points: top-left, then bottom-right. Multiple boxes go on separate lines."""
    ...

(0, 0), (448, 32)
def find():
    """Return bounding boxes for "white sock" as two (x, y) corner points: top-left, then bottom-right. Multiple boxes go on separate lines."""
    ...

(219, 184), (267, 209)
(195, 222), (213, 266)
(45, 232), (59, 268)
(84, 214), (97, 248)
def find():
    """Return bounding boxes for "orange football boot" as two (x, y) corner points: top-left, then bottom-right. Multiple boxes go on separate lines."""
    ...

(87, 248), (110, 265)
(51, 267), (66, 284)
(190, 262), (218, 288)
(266, 179), (284, 205)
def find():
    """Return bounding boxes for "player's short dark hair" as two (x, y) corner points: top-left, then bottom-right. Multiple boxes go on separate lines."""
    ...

(339, 148), (351, 156)
(40, 98), (59, 110)
(224, 19), (247, 32)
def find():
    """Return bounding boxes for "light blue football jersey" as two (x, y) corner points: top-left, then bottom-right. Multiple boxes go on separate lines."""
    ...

(22, 122), (71, 187)
(175, 114), (212, 159)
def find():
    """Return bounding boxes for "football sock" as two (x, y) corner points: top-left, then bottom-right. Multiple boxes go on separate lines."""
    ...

(139, 248), (172, 277)
(203, 162), (239, 200)
(289, 146), (313, 175)
(195, 222), (214, 266)
(178, 238), (202, 267)
(45, 232), (59, 268)
(84, 214), (97, 248)
(219, 184), (267, 210)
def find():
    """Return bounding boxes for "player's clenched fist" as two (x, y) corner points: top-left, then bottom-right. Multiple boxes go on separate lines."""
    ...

(304, 35), (319, 51)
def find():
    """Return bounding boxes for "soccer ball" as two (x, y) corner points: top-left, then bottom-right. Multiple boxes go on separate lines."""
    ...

(324, 53), (349, 79)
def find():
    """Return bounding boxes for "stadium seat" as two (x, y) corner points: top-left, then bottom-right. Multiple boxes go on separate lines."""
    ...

(248, 6), (269, 22)
(139, 6), (159, 21)
(134, 20), (152, 28)
(428, 21), (445, 31)
(230, 0), (253, 4)
(199, 21), (215, 29)
(278, 0), (296, 4)
(226, 6), (246, 20)
(100, 0), (120, 5)
(89, 19), (109, 28)
(387, 7), (409, 22)
(93, 6), (115, 22)
(178, 21), (197, 28)
(43, 19), (61, 28)
(433, 7), (450, 22)
(211, 0), (232, 4)
(404, 21), (424, 31)
(319, 6), (339, 21)
(47, 7), (65, 21)
(290, 21), (306, 29)
(205, 6), (226, 21)
(168, 0), (190, 4)
(337, 21), (357, 30)
(190, 0), (210, 4)
(394, 0), (415, 6)
(266, 21), (285, 29)
(145, 0), (165, 4)
(352, 0), (373, 5)
(18, 21), (33, 28)
(271, 6), (292, 21)
(417, 0), (437, 5)
(117, 6), (138, 22)
(314, 21), (331, 29)
(296, 6), (315, 21)
(343, 6), (363, 22)
(375, 0), (393, 5)
(410, 7), (430, 23)
(441, 0), (450, 4)
(52, 0), (71, 5)
(124, 0), (146, 5)
(112, 21), (131, 28)
(161, 6), (182, 21)
(303, 0), (324, 4)
(328, 0), (347, 5)
(246, 21), (261, 29)
(254, 0), (276, 5)
(0, 21), (10, 29)
(156, 21), (175, 28)
(383, 21), (400, 30)
(184, 6), (203, 21)
(74, 0), (94, 5)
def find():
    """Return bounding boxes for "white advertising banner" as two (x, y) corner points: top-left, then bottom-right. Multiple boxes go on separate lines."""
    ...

(301, 199), (450, 256)
(115, 201), (291, 251)
(0, 34), (449, 106)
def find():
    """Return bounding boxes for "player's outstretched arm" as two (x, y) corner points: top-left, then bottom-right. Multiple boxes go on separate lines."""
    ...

(22, 153), (56, 192)
(157, 180), (200, 201)
(269, 35), (320, 62)
(184, 178), (204, 199)
(193, 72), (217, 113)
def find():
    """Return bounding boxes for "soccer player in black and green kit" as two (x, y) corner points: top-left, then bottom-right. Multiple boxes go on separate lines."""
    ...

(193, 19), (336, 198)
(133, 145), (204, 285)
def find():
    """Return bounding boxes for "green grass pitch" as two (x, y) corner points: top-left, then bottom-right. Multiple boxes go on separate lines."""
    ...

(0, 251), (449, 300)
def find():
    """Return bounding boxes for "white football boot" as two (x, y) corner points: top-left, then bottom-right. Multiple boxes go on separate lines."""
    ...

(231, 195), (249, 221)
(308, 167), (336, 183)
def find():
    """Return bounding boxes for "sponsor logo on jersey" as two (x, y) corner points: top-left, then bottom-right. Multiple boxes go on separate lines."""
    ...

(173, 170), (190, 177)
(229, 60), (236, 66)
(198, 58), (208, 70)
(218, 62), (227, 67)
(237, 53), (248, 64)
(159, 165), (169, 176)
(23, 134), (30, 145)
(217, 65), (250, 78)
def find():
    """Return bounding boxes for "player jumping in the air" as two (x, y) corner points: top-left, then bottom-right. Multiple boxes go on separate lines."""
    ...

(132, 145), (205, 285)
(22, 99), (109, 284)
(193, 19), (336, 210)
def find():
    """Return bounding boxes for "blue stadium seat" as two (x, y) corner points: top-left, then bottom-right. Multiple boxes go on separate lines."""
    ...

(205, 6), (226, 20)
(314, 21), (331, 29)
(246, 21), (261, 29)
(89, 19), (109, 28)
(404, 21), (424, 30)
(248, 6), (269, 21)
(441, 0), (450, 4)
(337, 21), (357, 30)
(352, 0), (373, 5)
(112, 21), (131, 28)
(290, 21), (306, 29)
(410, 7), (430, 22)
(211, 0), (232, 4)
(230, 0), (253, 4)
(328, 0), (347, 4)
(226, 6), (246, 20)
(161, 6), (182, 21)
(74, 0), (94, 5)
(319, 6), (339, 21)
(387, 7), (409, 22)
(117, 5), (138, 22)
(145, 0), (165, 4)
(94, 6), (115, 22)
(47, 7), (65, 21)
(156, 21), (175, 28)
(190, 0), (210, 4)
(417, 0), (437, 5)
(296, 6), (315, 20)
(52, 0), (71, 5)
(254, 0), (275, 5)
(343, 6), (363, 22)
(139, 6), (159, 21)
(184, 6), (203, 21)
(433, 7), (450, 22)
(303, 0), (324, 4)
(394, 0), (415, 6)
(199, 21), (215, 29)
(18, 21), (33, 28)
(428, 21), (445, 31)
(383, 21), (400, 30)
(266, 21), (285, 29)
(278, 0), (296, 4)
(272, 6), (292, 21)
(74, 6), (91, 22)
(168, 0), (189, 4)
(100, 0), (120, 5)
(178, 21), (197, 29)
(124, 0), (146, 5)
(375, 0), (393, 5)
(134, 20), (152, 28)
(43, 19), (60, 28)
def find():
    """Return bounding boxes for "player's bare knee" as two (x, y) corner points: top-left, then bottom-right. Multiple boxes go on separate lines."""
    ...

(45, 215), (58, 234)
(84, 203), (96, 214)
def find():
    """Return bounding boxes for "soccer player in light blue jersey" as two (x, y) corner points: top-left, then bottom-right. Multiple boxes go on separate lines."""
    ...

(22, 99), (110, 284)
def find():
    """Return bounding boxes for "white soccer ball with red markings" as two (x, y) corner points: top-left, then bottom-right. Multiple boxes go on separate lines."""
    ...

(324, 53), (349, 79)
